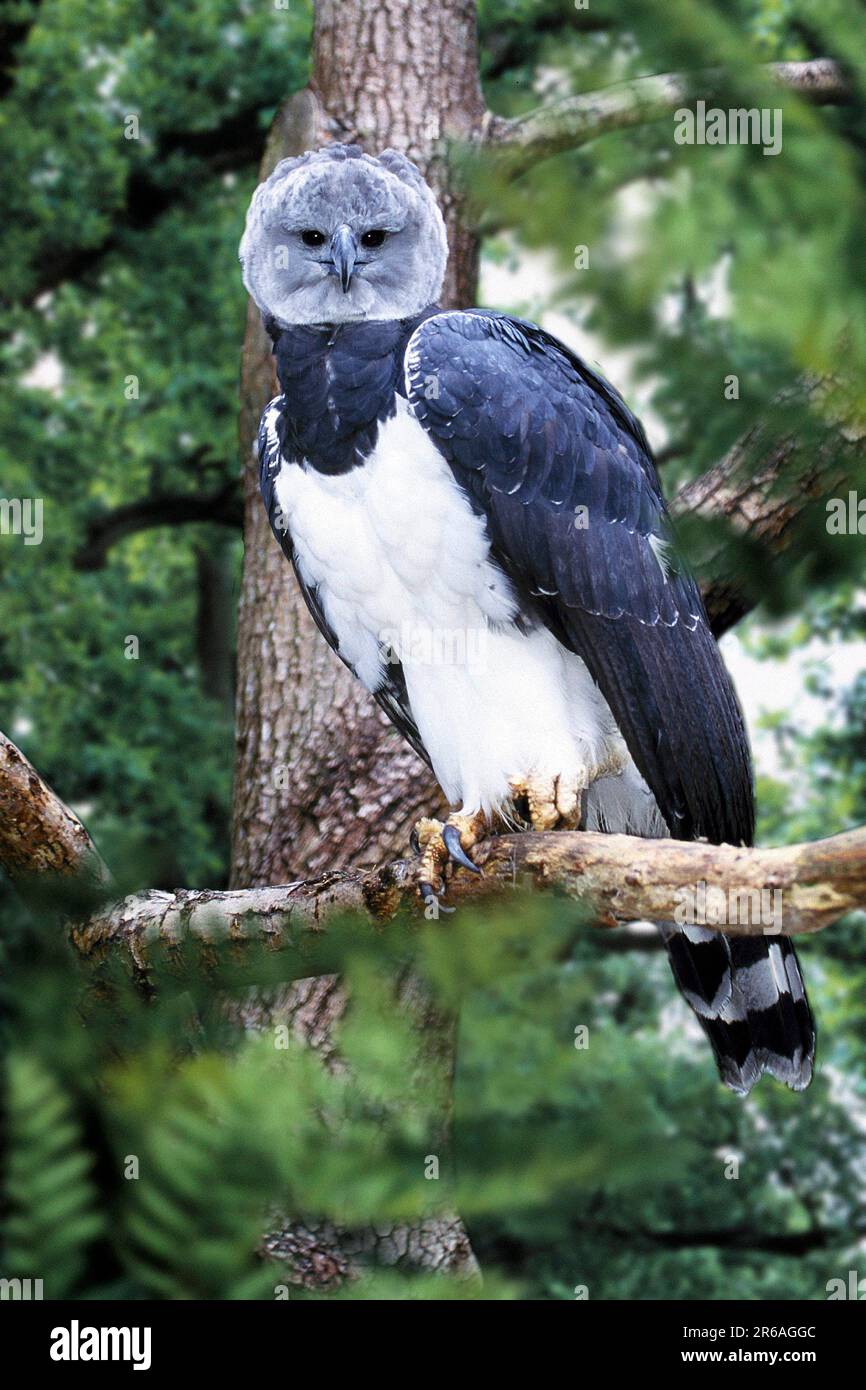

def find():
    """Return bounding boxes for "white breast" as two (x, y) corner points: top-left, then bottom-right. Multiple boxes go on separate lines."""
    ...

(274, 401), (515, 691)
(274, 400), (647, 822)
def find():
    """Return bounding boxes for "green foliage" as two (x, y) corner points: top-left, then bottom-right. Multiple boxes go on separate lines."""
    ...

(117, 1051), (284, 1300)
(744, 588), (866, 850)
(4, 1053), (103, 1297)
(472, 0), (866, 619)
(0, 0), (311, 887)
(2, 0), (863, 876)
(3, 883), (866, 1300)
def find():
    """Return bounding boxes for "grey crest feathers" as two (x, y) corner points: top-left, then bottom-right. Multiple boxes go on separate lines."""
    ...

(239, 144), (448, 326)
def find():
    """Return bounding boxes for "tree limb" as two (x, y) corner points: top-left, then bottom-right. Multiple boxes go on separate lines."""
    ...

(0, 733), (107, 884)
(69, 824), (866, 973)
(0, 734), (854, 965)
(674, 376), (864, 636)
(10, 57), (847, 308)
(74, 480), (242, 571)
(568, 1221), (859, 1257)
(483, 58), (848, 175)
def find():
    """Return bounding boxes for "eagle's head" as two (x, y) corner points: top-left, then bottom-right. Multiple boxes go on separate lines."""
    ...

(239, 144), (448, 327)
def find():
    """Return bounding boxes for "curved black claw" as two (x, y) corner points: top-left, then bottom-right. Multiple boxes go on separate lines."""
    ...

(442, 823), (482, 876)
(419, 880), (455, 914)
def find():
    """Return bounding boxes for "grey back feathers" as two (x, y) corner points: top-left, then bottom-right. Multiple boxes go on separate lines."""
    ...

(239, 144), (448, 327)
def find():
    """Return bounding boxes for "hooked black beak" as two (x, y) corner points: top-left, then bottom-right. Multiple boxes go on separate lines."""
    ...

(329, 224), (357, 293)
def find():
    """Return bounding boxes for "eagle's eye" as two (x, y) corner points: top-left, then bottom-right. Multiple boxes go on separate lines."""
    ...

(300, 229), (326, 248)
(360, 229), (388, 249)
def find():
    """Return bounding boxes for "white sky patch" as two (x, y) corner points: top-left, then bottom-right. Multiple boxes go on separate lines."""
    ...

(721, 624), (866, 787)
(20, 350), (64, 394)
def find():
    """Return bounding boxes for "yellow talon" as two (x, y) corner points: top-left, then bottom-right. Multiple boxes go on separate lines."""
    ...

(507, 752), (626, 832)
(413, 810), (487, 900)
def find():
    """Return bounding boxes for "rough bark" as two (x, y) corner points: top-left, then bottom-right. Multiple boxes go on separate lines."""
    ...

(231, 31), (854, 893)
(72, 825), (866, 966)
(0, 732), (107, 887)
(6, 0), (842, 1292)
(311, 0), (484, 310)
(224, 6), (857, 1289)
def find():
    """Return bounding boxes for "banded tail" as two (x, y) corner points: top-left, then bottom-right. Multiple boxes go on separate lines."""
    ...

(661, 925), (815, 1093)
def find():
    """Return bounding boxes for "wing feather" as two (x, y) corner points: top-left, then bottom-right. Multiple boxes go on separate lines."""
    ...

(405, 311), (754, 845)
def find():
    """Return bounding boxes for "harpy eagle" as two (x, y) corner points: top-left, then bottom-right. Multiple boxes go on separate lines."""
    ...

(239, 144), (815, 1094)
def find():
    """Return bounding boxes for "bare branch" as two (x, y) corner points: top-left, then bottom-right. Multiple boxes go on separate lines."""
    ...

(0, 733), (108, 885)
(74, 480), (242, 571)
(673, 377), (865, 635)
(70, 824), (866, 972)
(483, 58), (848, 175)
(589, 1220), (856, 1256)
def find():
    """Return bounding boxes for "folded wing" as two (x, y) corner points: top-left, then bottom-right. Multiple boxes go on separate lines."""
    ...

(404, 310), (753, 846)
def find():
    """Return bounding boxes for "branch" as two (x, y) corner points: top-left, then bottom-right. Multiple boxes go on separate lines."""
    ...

(0, 723), (861, 967)
(674, 376), (864, 636)
(73, 480), (242, 571)
(483, 58), (848, 175)
(0, 733), (107, 885)
(70, 825), (866, 971)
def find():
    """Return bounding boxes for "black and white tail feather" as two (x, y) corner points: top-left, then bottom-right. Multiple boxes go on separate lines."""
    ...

(660, 924), (814, 1093)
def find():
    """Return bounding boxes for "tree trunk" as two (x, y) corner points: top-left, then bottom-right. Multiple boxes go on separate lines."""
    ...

(229, 0), (487, 1287)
